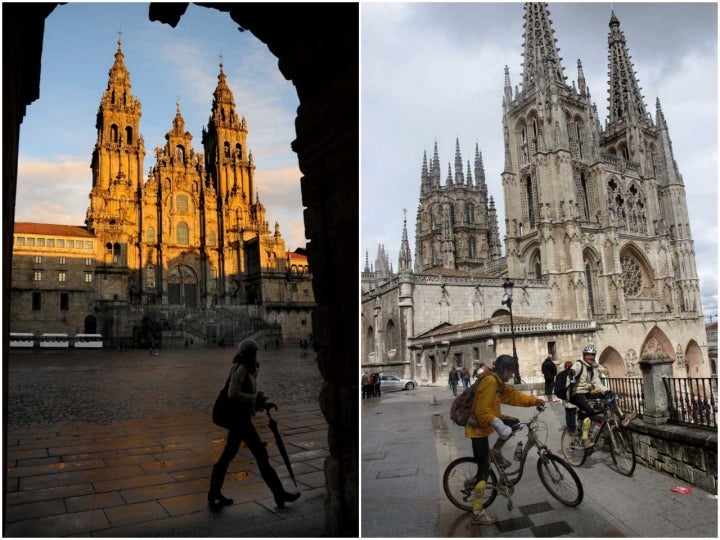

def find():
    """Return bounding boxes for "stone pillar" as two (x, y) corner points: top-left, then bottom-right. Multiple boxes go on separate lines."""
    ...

(639, 353), (674, 425)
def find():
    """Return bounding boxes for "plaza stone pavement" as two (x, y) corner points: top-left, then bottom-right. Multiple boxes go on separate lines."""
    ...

(4, 346), (329, 537)
(362, 386), (718, 538)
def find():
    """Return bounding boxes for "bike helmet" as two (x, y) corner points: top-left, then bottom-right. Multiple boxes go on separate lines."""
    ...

(493, 354), (516, 372)
(582, 344), (597, 356)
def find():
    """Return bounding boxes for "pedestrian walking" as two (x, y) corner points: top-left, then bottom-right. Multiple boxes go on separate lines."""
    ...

(208, 339), (301, 511)
(460, 366), (470, 390)
(448, 366), (460, 396)
(541, 355), (558, 401)
(374, 372), (382, 397)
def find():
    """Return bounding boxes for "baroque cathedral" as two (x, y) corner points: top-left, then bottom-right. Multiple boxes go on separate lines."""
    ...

(362, 4), (711, 383)
(11, 39), (314, 346)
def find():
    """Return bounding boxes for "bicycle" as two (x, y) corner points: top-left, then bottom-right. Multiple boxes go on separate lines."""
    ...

(560, 394), (636, 476)
(443, 405), (583, 513)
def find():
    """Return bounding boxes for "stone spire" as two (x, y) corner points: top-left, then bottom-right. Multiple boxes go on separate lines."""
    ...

(453, 138), (463, 186)
(420, 150), (430, 195)
(606, 10), (649, 126)
(577, 59), (587, 96)
(474, 143), (486, 192)
(521, 2), (566, 90)
(398, 209), (412, 272)
(503, 65), (513, 104)
(431, 141), (441, 188)
(488, 196), (501, 259)
(466, 160), (473, 188)
(446, 163), (453, 188)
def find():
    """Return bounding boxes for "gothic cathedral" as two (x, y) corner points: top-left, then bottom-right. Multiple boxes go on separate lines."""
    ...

(362, 4), (710, 383)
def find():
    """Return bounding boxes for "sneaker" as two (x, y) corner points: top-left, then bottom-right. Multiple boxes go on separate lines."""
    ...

(621, 411), (637, 427)
(491, 450), (512, 469)
(580, 438), (595, 449)
(471, 509), (496, 526)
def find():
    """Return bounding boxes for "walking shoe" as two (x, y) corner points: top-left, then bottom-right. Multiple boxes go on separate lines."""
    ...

(490, 450), (512, 469)
(471, 509), (496, 526)
(621, 411), (637, 427)
(274, 490), (301, 509)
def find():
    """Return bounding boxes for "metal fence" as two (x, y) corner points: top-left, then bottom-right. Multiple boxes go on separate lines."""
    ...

(604, 377), (645, 418)
(604, 376), (718, 430)
(663, 377), (717, 430)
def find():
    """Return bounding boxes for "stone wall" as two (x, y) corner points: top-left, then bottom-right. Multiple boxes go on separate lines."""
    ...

(629, 421), (717, 494)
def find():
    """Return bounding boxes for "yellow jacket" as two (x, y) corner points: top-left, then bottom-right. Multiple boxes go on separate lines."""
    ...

(465, 371), (540, 438)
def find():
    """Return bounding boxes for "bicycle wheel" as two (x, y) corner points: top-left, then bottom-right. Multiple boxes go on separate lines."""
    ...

(608, 425), (636, 476)
(536, 453), (584, 507)
(442, 457), (497, 512)
(560, 426), (587, 467)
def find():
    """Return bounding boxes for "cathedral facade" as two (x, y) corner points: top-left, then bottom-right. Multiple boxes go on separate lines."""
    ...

(362, 4), (710, 384)
(11, 39), (314, 346)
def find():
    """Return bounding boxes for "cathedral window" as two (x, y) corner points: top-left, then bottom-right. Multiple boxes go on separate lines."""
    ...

(106, 242), (113, 254)
(236, 144), (242, 159)
(175, 145), (185, 162)
(125, 126), (133, 145)
(113, 243), (121, 263)
(386, 319), (397, 354)
(525, 176), (536, 228)
(176, 195), (189, 213)
(146, 264), (156, 289)
(465, 203), (474, 224)
(224, 142), (231, 157)
(576, 171), (590, 221)
(620, 255), (642, 298)
(146, 226), (155, 243)
(110, 124), (119, 143)
(468, 237), (476, 258)
(177, 222), (189, 245)
(530, 250), (541, 279)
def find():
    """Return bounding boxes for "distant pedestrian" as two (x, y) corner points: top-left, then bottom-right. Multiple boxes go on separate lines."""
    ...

(361, 372), (371, 399)
(460, 366), (470, 389)
(541, 355), (558, 401)
(448, 367), (460, 396)
(374, 372), (382, 397)
(208, 339), (300, 510)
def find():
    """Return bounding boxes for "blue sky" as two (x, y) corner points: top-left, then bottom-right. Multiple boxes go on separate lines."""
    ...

(16, 2), (306, 250)
(361, 1), (718, 319)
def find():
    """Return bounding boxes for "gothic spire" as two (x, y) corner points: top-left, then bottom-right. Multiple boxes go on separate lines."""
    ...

(474, 143), (486, 190)
(454, 138), (463, 186)
(466, 160), (473, 188)
(655, 97), (666, 129)
(210, 62), (239, 128)
(420, 150), (430, 195)
(577, 59), (587, 96)
(504, 65), (513, 104)
(446, 162), (453, 187)
(606, 10), (649, 126)
(399, 209), (412, 272)
(521, 3), (566, 90)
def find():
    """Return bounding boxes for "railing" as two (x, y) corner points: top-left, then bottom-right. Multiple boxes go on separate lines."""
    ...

(604, 377), (645, 418)
(663, 377), (717, 430)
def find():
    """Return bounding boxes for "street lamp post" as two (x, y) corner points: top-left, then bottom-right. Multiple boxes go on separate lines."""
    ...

(501, 278), (521, 384)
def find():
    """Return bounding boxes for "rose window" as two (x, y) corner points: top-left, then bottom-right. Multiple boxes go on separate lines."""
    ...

(620, 255), (642, 297)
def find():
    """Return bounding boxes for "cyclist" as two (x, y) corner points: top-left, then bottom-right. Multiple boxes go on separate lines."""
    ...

(466, 354), (544, 526)
(568, 345), (636, 448)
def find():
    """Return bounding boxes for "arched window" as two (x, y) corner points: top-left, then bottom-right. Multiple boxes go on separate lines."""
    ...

(526, 176), (536, 228)
(177, 222), (189, 245)
(468, 237), (476, 258)
(465, 203), (474, 224)
(235, 144), (242, 159)
(110, 124), (118, 143)
(113, 242), (121, 263)
(386, 319), (397, 353)
(530, 250), (542, 279)
(223, 141), (230, 157)
(585, 260), (599, 314)
(146, 264), (156, 288)
(176, 194), (188, 213)
(579, 171), (590, 220)
(146, 226), (155, 243)
(175, 145), (185, 162)
(125, 126), (133, 145)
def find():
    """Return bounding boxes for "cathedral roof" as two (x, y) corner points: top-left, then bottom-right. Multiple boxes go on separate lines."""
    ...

(416, 314), (575, 339)
(14, 222), (94, 238)
(417, 267), (496, 279)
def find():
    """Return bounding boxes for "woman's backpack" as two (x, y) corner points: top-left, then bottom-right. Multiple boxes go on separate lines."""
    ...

(450, 372), (502, 427)
(554, 364), (583, 401)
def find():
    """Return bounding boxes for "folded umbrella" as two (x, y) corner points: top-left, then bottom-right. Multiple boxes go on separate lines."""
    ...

(264, 403), (297, 487)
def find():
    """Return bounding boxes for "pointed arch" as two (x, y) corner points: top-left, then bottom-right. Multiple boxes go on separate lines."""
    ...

(125, 126), (133, 145)
(684, 340), (705, 377)
(640, 326), (675, 360)
(385, 319), (398, 357)
(366, 326), (375, 362)
(619, 243), (654, 298)
(598, 346), (625, 377)
(583, 247), (601, 315)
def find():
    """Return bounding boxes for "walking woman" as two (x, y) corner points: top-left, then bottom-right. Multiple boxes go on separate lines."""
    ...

(208, 339), (301, 510)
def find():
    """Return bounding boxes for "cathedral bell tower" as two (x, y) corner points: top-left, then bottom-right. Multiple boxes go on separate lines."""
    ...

(502, 3), (701, 321)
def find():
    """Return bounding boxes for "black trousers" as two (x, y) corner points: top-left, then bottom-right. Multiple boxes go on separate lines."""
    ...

(544, 379), (554, 396)
(471, 437), (490, 484)
(210, 416), (284, 497)
(569, 393), (604, 420)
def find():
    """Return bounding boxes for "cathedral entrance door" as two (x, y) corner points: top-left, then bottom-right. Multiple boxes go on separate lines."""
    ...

(167, 265), (198, 308)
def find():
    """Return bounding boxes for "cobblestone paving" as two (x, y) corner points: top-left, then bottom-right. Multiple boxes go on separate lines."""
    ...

(7, 346), (321, 430)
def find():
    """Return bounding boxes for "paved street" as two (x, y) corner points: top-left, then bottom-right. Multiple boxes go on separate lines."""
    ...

(4, 345), (329, 537)
(362, 386), (718, 538)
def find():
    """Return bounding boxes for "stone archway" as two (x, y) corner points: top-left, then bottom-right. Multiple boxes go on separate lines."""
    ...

(3, 3), (358, 536)
(598, 346), (625, 377)
(685, 340), (706, 377)
(641, 326), (675, 360)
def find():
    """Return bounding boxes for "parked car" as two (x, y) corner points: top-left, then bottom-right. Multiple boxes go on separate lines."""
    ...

(379, 374), (417, 391)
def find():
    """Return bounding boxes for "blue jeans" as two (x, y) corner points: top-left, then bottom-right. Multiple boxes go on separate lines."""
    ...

(450, 381), (458, 396)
